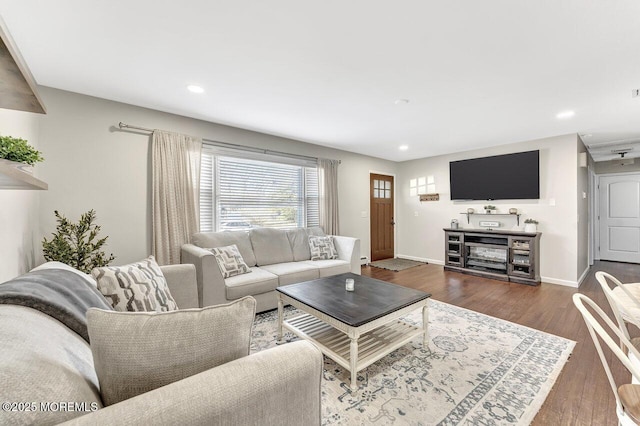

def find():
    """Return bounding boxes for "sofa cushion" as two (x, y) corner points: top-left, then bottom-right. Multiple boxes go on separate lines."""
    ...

(306, 226), (326, 236)
(192, 231), (257, 267)
(287, 228), (312, 261)
(302, 259), (351, 277)
(250, 228), (294, 266)
(0, 305), (102, 425)
(92, 256), (178, 312)
(309, 235), (338, 260)
(87, 296), (256, 406)
(260, 262), (320, 286)
(225, 267), (279, 300)
(209, 244), (251, 279)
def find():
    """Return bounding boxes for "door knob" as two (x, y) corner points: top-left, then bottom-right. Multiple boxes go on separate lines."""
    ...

(391, 220), (396, 226)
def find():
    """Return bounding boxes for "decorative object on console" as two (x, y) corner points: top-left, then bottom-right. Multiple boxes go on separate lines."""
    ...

(479, 221), (500, 230)
(524, 218), (539, 233)
(467, 207), (475, 214)
(0, 134), (44, 165)
(484, 205), (496, 213)
(509, 208), (518, 214)
(42, 209), (115, 273)
(450, 219), (459, 229)
(209, 244), (251, 278)
(345, 278), (354, 291)
(91, 256), (178, 312)
(309, 235), (338, 260)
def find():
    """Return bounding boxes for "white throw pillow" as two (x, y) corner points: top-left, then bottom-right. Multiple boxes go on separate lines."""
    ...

(209, 244), (252, 278)
(31, 261), (98, 287)
(91, 256), (178, 312)
(309, 235), (338, 260)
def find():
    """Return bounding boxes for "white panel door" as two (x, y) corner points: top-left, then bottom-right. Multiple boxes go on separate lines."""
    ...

(599, 174), (640, 263)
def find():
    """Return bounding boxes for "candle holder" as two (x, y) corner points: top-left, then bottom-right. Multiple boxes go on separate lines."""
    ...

(345, 278), (355, 291)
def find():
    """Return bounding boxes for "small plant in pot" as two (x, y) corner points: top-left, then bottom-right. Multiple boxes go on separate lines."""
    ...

(42, 210), (115, 274)
(524, 218), (539, 233)
(484, 205), (496, 214)
(0, 135), (44, 166)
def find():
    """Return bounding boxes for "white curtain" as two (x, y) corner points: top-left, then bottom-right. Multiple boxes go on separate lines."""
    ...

(152, 130), (202, 265)
(318, 159), (340, 235)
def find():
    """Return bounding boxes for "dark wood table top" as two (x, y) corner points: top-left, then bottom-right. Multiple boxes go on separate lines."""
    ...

(276, 273), (431, 327)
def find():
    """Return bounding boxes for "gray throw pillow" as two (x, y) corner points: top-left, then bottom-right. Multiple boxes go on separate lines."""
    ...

(309, 235), (338, 260)
(209, 244), (251, 278)
(91, 256), (178, 312)
(87, 296), (256, 406)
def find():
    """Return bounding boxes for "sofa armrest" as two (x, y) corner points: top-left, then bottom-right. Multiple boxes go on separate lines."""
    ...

(332, 236), (361, 275)
(159, 264), (199, 309)
(181, 244), (227, 307)
(61, 340), (322, 426)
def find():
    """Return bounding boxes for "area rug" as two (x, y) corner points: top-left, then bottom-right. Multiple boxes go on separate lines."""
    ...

(251, 300), (575, 425)
(369, 258), (427, 272)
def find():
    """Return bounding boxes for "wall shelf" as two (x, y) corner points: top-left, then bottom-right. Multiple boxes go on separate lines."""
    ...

(460, 212), (521, 226)
(0, 16), (46, 114)
(0, 159), (47, 190)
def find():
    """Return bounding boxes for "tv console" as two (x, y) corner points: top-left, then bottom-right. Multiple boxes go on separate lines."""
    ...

(443, 228), (541, 285)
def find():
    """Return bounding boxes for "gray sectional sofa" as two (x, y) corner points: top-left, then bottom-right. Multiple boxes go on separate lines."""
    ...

(0, 262), (322, 425)
(181, 227), (361, 312)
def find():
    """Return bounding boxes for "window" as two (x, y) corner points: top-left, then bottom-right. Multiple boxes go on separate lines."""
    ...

(200, 146), (319, 232)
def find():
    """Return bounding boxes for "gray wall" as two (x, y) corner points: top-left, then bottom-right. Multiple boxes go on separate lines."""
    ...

(577, 138), (590, 281)
(395, 133), (584, 286)
(1, 86), (589, 287)
(36, 87), (396, 266)
(0, 108), (42, 283)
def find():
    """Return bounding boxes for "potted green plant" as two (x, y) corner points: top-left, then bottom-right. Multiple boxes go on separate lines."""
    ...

(524, 218), (538, 233)
(42, 210), (115, 274)
(484, 205), (496, 214)
(0, 135), (44, 171)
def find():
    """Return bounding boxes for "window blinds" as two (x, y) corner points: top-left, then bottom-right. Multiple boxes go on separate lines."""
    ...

(200, 146), (319, 232)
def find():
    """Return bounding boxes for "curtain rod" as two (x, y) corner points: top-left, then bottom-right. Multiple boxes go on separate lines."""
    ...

(118, 122), (341, 164)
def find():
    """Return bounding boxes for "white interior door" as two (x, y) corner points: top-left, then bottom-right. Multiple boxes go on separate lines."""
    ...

(599, 174), (640, 263)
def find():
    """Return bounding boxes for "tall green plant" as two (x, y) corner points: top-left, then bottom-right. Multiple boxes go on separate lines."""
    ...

(0, 135), (44, 165)
(42, 210), (115, 273)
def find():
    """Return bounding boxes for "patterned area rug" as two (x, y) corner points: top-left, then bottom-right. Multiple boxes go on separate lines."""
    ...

(251, 300), (574, 425)
(369, 258), (427, 272)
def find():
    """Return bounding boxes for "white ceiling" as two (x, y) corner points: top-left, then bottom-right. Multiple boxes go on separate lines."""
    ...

(1, 0), (639, 162)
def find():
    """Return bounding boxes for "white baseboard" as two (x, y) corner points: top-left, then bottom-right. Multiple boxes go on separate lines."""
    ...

(540, 276), (579, 288)
(396, 254), (444, 265)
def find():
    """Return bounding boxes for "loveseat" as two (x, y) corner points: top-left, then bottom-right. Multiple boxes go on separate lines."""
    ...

(181, 227), (361, 312)
(0, 262), (322, 425)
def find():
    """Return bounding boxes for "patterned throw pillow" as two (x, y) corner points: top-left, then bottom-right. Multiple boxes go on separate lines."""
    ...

(309, 235), (338, 260)
(91, 256), (178, 312)
(209, 244), (252, 279)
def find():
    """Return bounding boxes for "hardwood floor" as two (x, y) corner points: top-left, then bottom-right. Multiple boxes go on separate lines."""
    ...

(362, 260), (640, 425)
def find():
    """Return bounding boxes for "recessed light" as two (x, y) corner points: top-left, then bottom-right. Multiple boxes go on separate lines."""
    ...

(187, 85), (204, 94)
(394, 99), (409, 105)
(556, 110), (575, 119)
(399, 145), (409, 151)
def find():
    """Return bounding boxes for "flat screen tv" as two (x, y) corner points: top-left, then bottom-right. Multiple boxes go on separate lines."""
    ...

(450, 150), (540, 200)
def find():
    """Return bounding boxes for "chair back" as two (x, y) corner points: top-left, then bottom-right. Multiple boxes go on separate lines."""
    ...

(596, 271), (640, 342)
(573, 293), (640, 421)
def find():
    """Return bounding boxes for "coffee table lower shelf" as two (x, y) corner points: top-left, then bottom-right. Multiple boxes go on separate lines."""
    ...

(283, 313), (424, 380)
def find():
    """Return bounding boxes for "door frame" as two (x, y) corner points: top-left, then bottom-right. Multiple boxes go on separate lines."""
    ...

(595, 171), (640, 262)
(368, 170), (397, 261)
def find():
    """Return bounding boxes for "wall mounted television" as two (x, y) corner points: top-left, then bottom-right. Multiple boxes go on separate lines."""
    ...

(449, 150), (540, 200)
